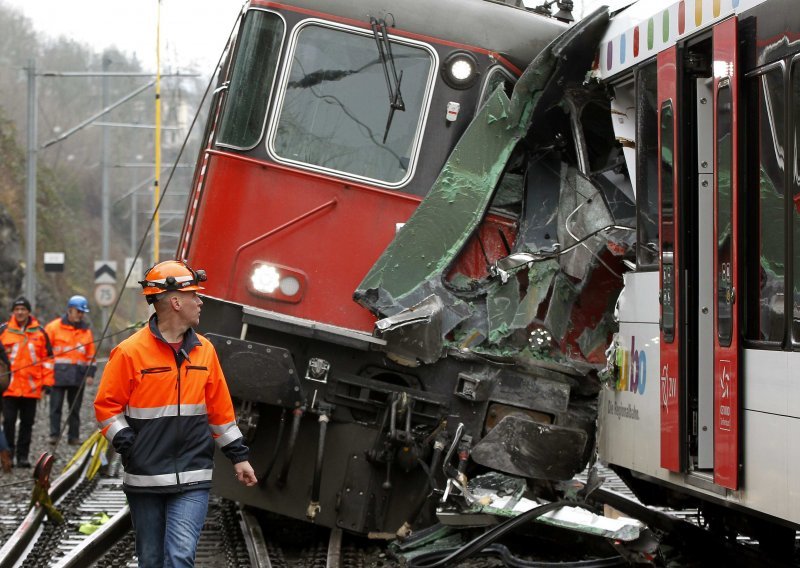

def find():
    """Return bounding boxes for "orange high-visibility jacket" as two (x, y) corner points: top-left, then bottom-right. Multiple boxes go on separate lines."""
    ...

(45, 316), (96, 387)
(94, 316), (248, 493)
(0, 315), (53, 399)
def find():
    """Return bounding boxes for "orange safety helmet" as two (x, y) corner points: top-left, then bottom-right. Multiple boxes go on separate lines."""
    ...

(139, 260), (206, 301)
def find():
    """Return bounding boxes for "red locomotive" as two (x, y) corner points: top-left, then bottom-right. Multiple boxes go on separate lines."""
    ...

(179, 0), (627, 535)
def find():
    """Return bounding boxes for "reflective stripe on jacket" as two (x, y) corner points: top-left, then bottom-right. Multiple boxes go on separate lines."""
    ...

(45, 316), (96, 388)
(1, 315), (53, 399)
(94, 315), (248, 493)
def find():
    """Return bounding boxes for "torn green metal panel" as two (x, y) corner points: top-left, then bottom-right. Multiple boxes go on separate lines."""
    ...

(388, 526), (461, 561)
(446, 272), (475, 293)
(577, 312), (617, 360)
(487, 279), (521, 344)
(355, 90), (523, 315)
(511, 260), (560, 329)
(544, 272), (579, 342)
(557, 168), (615, 281)
(485, 259), (560, 345)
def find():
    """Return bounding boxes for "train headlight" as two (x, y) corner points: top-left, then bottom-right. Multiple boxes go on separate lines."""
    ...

(251, 264), (280, 294)
(442, 51), (479, 89)
(279, 276), (300, 296)
(248, 262), (306, 303)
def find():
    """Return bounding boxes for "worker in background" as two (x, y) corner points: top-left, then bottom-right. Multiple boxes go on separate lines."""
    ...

(46, 295), (96, 446)
(94, 260), (257, 567)
(1, 296), (53, 468)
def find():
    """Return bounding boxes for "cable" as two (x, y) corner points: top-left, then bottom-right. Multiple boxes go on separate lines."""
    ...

(406, 500), (625, 568)
(410, 542), (626, 568)
(564, 199), (623, 280)
(493, 223), (635, 282)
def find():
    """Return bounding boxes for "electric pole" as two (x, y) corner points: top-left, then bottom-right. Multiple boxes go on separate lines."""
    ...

(25, 59), (37, 310)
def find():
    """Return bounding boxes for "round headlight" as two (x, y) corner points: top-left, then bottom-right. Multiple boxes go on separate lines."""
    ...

(251, 264), (280, 293)
(279, 276), (301, 296)
(451, 59), (474, 81)
(442, 51), (479, 89)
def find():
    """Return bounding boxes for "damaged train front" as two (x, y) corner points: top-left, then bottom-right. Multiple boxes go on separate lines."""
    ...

(353, 6), (635, 527)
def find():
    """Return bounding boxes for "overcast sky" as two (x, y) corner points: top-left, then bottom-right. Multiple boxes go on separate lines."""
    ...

(1, 0), (609, 75)
(0, 0), (243, 75)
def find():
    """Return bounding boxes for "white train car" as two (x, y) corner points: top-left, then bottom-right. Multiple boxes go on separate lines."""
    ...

(597, 0), (800, 553)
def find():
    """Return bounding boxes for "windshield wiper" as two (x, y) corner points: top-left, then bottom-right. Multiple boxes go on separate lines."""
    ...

(370, 16), (405, 144)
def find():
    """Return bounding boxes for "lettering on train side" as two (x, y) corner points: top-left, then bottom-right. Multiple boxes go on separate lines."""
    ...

(615, 336), (647, 395)
(607, 336), (647, 420)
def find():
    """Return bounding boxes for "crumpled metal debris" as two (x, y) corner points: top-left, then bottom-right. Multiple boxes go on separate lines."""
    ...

(436, 471), (643, 541)
(355, 9), (614, 368)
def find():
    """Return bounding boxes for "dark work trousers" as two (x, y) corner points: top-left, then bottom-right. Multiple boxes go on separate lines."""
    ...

(50, 385), (84, 441)
(3, 396), (37, 462)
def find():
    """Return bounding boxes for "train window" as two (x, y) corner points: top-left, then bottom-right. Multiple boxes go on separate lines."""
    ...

(217, 10), (285, 150)
(636, 62), (659, 268)
(660, 101), (675, 342)
(271, 24), (434, 186)
(792, 63), (800, 344)
(746, 67), (785, 343)
(716, 84), (734, 347)
(480, 66), (515, 107)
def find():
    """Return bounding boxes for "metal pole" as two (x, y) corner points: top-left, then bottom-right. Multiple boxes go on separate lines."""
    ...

(101, 55), (111, 329)
(130, 192), (138, 258)
(153, 0), (162, 263)
(131, 190), (138, 323)
(25, 59), (37, 309)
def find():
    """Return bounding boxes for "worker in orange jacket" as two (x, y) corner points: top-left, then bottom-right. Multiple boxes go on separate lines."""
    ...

(45, 295), (96, 446)
(1, 296), (53, 468)
(94, 261), (256, 567)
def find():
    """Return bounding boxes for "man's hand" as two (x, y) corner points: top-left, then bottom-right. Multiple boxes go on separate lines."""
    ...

(87, 377), (94, 387)
(233, 461), (257, 486)
(42, 385), (51, 395)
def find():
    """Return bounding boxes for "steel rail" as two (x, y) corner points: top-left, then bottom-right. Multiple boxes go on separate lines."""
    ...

(0, 449), (93, 568)
(239, 507), (273, 567)
(51, 505), (132, 568)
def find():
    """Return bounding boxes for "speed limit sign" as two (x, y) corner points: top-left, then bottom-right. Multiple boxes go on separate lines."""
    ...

(94, 283), (117, 307)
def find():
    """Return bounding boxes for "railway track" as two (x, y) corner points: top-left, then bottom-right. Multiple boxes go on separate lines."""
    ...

(0, 451), (260, 567)
(0, 441), (792, 567)
(0, 437), (382, 567)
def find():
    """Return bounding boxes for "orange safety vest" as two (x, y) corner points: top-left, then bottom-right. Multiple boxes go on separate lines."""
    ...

(45, 316), (96, 387)
(94, 315), (248, 493)
(0, 315), (53, 399)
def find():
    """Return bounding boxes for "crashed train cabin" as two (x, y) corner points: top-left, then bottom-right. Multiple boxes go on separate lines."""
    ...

(179, 0), (631, 534)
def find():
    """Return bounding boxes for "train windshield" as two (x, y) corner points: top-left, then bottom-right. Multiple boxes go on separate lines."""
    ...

(271, 24), (434, 185)
(217, 10), (285, 149)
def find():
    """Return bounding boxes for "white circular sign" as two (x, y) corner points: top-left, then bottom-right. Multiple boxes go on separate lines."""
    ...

(94, 283), (117, 307)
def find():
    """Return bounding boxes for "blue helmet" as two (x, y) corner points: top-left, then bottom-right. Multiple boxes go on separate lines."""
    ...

(67, 295), (90, 313)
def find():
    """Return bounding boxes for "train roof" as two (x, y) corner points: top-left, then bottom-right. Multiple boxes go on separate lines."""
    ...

(250, 0), (569, 72)
(597, 0), (768, 79)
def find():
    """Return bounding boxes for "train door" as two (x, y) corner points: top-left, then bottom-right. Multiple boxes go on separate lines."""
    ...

(657, 46), (683, 473)
(711, 17), (739, 490)
(658, 18), (740, 489)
